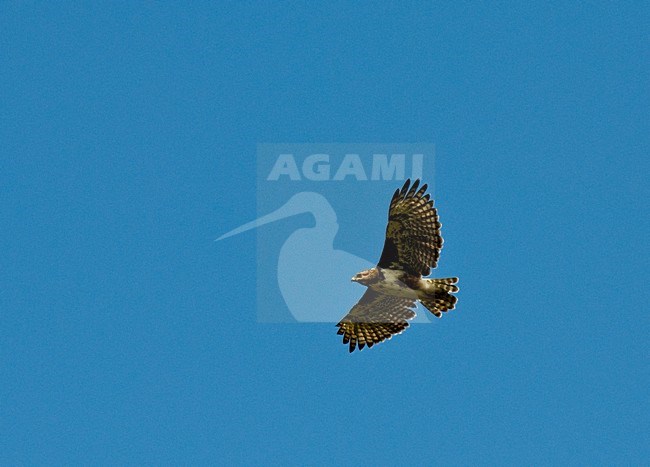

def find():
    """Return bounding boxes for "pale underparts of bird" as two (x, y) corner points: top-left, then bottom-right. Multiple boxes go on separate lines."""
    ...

(336, 179), (459, 352)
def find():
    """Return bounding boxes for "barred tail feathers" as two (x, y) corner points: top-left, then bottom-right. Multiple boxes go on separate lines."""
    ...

(419, 277), (459, 318)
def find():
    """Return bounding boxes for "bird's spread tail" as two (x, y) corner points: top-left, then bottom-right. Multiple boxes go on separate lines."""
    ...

(419, 277), (459, 318)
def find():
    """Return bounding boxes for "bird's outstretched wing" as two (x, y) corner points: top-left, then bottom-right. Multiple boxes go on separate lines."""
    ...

(336, 289), (416, 352)
(377, 179), (443, 276)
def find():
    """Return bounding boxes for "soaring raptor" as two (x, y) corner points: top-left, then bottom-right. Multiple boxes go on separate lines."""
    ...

(336, 179), (459, 352)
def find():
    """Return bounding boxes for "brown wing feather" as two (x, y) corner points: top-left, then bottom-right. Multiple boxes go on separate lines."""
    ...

(377, 179), (443, 276)
(336, 289), (416, 353)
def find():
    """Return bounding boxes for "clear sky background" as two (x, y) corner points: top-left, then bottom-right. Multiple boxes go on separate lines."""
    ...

(1, 2), (648, 465)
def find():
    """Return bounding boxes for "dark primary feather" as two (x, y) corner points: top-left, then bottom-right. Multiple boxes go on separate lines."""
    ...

(336, 289), (416, 352)
(377, 179), (443, 276)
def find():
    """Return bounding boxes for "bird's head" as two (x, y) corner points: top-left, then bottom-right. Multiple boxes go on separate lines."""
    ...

(351, 268), (378, 285)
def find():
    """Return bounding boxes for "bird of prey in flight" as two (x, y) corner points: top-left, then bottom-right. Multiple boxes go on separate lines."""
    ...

(337, 179), (459, 352)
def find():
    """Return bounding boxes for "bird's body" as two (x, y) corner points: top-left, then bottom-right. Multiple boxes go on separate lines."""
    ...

(355, 267), (457, 302)
(337, 179), (459, 352)
(368, 268), (421, 300)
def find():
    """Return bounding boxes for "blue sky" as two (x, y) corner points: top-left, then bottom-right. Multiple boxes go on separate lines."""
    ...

(1, 2), (648, 465)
